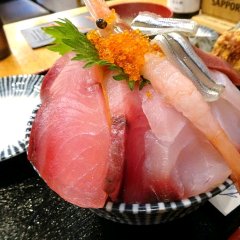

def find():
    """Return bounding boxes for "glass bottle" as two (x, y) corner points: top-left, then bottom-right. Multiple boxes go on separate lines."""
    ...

(0, 19), (10, 60)
(167, 0), (201, 19)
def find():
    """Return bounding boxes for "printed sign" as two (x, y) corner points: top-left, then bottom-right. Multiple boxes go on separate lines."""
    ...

(209, 184), (240, 216)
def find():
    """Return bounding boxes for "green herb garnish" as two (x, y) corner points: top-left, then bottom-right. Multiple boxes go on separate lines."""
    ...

(44, 18), (109, 67)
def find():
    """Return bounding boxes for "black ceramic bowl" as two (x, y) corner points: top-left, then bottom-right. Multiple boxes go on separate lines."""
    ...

(91, 178), (232, 225)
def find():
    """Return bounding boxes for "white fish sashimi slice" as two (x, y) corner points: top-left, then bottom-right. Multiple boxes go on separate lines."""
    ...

(210, 70), (240, 150)
(143, 53), (240, 190)
(141, 87), (187, 142)
(144, 130), (185, 201)
(140, 86), (188, 200)
(177, 128), (231, 197)
(140, 85), (230, 200)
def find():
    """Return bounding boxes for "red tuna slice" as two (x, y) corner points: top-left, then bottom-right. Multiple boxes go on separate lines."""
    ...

(103, 73), (151, 203)
(40, 53), (73, 101)
(102, 73), (128, 201)
(100, 72), (128, 201)
(123, 112), (152, 203)
(194, 47), (240, 85)
(28, 61), (110, 208)
(140, 86), (230, 201)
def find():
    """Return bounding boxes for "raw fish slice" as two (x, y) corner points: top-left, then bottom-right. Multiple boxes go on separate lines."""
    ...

(28, 61), (110, 208)
(102, 72), (128, 201)
(140, 87), (187, 142)
(194, 47), (240, 85)
(140, 86), (187, 201)
(103, 73), (151, 203)
(140, 86), (230, 201)
(103, 71), (139, 116)
(210, 70), (240, 149)
(45, 59), (103, 98)
(40, 53), (73, 101)
(123, 111), (150, 203)
(143, 54), (240, 188)
(177, 128), (231, 197)
(104, 115), (126, 201)
(143, 130), (185, 201)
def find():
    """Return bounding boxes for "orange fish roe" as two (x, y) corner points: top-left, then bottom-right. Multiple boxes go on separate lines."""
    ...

(146, 90), (153, 99)
(87, 30), (162, 81)
(105, 9), (117, 25)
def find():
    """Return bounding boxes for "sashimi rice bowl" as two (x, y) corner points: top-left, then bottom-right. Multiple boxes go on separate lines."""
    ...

(25, 0), (240, 225)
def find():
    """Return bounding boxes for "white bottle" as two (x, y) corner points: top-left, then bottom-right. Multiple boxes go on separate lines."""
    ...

(167, 0), (201, 18)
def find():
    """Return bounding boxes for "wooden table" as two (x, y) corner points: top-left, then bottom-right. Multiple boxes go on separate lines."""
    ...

(0, 0), (166, 77)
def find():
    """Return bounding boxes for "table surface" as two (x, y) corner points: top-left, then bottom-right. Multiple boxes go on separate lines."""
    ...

(0, 0), (166, 77)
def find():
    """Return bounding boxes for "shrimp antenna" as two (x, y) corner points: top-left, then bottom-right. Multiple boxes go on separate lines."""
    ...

(83, 0), (112, 20)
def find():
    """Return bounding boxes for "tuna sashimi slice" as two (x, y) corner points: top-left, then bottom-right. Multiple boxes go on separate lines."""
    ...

(40, 53), (73, 101)
(122, 110), (151, 204)
(101, 72), (128, 201)
(104, 115), (126, 201)
(28, 61), (110, 208)
(103, 73), (151, 203)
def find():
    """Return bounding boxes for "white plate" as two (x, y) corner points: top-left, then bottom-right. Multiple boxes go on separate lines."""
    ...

(0, 74), (43, 161)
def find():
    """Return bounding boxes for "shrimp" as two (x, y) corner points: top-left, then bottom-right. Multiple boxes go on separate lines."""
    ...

(84, 0), (130, 36)
(82, 0), (240, 188)
(84, 0), (111, 20)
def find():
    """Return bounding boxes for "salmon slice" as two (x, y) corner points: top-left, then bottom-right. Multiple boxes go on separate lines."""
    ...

(28, 60), (110, 208)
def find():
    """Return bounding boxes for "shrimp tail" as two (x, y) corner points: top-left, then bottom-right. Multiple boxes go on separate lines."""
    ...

(231, 175), (240, 192)
(211, 130), (240, 191)
(83, 0), (111, 19)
